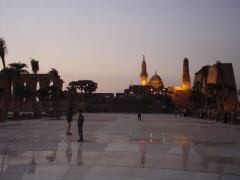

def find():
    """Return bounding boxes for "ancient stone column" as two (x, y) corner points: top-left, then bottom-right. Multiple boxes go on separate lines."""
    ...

(26, 77), (36, 108)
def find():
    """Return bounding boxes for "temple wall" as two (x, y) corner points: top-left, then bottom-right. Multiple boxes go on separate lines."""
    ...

(0, 73), (64, 109)
(169, 90), (194, 110)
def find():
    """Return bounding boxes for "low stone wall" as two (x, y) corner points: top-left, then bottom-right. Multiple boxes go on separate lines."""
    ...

(192, 109), (240, 125)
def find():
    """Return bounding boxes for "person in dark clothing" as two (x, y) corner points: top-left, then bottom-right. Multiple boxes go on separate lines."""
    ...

(66, 107), (73, 135)
(187, 108), (190, 117)
(227, 112), (231, 124)
(224, 112), (228, 123)
(138, 111), (141, 121)
(201, 111), (206, 119)
(77, 109), (84, 142)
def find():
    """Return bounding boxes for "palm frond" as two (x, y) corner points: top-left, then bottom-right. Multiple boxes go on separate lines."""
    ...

(0, 37), (8, 69)
(31, 59), (39, 74)
(48, 68), (58, 77)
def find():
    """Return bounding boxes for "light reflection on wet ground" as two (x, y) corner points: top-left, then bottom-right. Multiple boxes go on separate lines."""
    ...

(0, 113), (240, 180)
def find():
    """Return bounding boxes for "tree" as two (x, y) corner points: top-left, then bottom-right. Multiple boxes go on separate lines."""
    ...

(142, 96), (152, 113)
(0, 38), (8, 117)
(30, 58), (39, 118)
(48, 68), (60, 118)
(48, 85), (65, 102)
(68, 80), (98, 104)
(82, 80), (98, 103)
(17, 85), (33, 107)
(68, 81), (79, 101)
(188, 81), (204, 110)
(0, 38), (7, 69)
(9, 62), (29, 108)
(206, 83), (221, 109)
(36, 87), (49, 102)
(0, 87), (5, 99)
(0, 67), (15, 100)
(68, 80), (98, 103)
(158, 94), (175, 109)
(48, 69), (59, 101)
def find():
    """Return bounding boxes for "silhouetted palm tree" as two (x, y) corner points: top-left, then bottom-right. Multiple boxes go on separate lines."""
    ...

(0, 37), (8, 117)
(31, 58), (39, 117)
(9, 62), (29, 108)
(17, 85), (33, 108)
(0, 67), (15, 101)
(36, 87), (49, 102)
(0, 38), (7, 69)
(0, 87), (5, 99)
(48, 68), (59, 101)
(48, 68), (60, 118)
(48, 68), (58, 77)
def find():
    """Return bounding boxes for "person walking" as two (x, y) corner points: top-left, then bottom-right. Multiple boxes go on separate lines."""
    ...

(138, 111), (141, 121)
(174, 109), (178, 116)
(77, 109), (84, 142)
(183, 108), (186, 117)
(66, 107), (73, 135)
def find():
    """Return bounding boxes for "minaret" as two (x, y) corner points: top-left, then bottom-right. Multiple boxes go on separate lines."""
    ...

(140, 55), (148, 85)
(182, 58), (191, 90)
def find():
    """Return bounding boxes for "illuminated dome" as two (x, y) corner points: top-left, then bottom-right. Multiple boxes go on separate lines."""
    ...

(149, 71), (164, 88)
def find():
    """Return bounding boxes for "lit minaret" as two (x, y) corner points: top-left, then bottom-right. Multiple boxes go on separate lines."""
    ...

(182, 58), (191, 89)
(140, 55), (148, 85)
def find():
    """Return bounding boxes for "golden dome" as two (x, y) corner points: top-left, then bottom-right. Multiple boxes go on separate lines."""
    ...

(149, 71), (164, 88)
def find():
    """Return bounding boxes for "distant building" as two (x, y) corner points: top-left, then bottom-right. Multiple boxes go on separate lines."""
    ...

(86, 56), (195, 113)
(193, 62), (239, 110)
(0, 74), (64, 109)
(82, 57), (240, 112)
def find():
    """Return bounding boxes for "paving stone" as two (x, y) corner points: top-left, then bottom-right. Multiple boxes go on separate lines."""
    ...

(0, 113), (239, 180)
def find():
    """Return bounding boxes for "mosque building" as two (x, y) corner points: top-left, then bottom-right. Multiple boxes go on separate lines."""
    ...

(67, 55), (195, 113)
(86, 55), (239, 112)
(124, 55), (167, 98)
(140, 55), (164, 88)
(123, 55), (193, 111)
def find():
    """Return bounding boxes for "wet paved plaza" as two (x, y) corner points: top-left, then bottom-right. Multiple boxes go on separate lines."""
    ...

(0, 113), (240, 180)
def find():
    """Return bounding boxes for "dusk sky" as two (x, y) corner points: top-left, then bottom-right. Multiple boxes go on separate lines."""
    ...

(1, 0), (240, 94)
